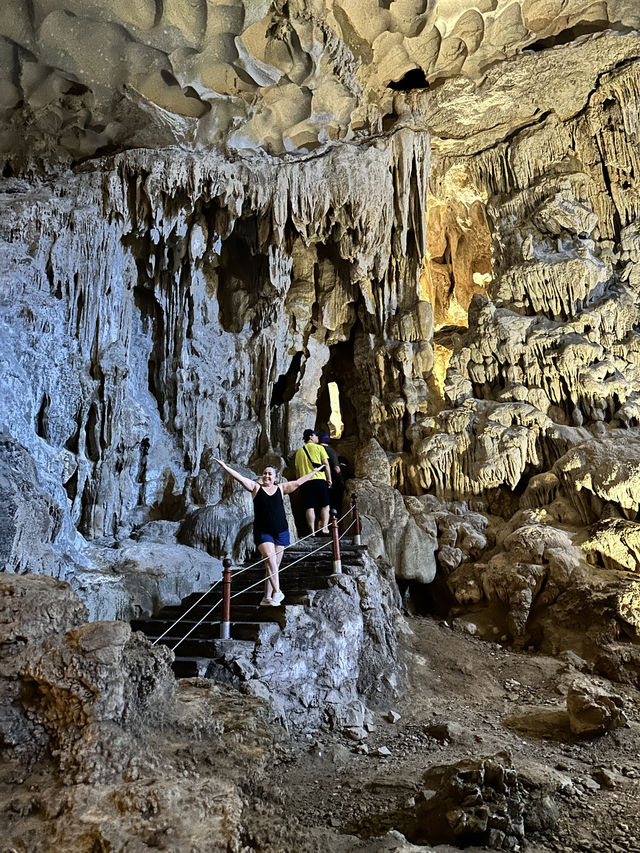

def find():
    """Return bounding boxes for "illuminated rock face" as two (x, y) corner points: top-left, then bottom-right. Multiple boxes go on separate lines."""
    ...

(407, 54), (640, 505)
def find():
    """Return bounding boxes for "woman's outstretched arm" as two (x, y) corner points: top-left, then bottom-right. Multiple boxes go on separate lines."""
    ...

(214, 458), (258, 494)
(281, 465), (324, 495)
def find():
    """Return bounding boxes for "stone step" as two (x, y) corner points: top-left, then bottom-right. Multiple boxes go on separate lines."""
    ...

(171, 638), (256, 678)
(283, 539), (364, 550)
(145, 621), (274, 650)
(174, 577), (333, 610)
(172, 657), (207, 678)
(132, 605), (286, 636)
(227, 570), (337, 587)
(131, 542), (369, 681)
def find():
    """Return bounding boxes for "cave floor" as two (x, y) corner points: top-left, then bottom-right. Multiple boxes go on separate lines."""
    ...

(269, 616), (640, 852)
(3, 616), (640, 852)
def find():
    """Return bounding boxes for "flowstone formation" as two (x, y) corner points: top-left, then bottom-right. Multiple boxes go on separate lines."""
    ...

(3, 0), (639, 166)
(0, 125), (430, 620)
(397, 32), (640, 676)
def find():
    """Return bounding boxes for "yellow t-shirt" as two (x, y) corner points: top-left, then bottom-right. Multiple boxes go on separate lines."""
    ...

(295, 442), (329, 479)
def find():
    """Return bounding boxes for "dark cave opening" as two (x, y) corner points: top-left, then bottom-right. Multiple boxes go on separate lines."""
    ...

(35, 393), (50, 441)
(272, 352), (304, 407)
(85, 402), (101, 463)
(63, 467), (78, 503)
(387, 67), (428, 91)
(134, 283), (165, 414)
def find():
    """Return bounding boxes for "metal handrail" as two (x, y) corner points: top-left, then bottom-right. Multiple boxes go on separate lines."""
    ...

(171, 517), (357, 653)
(153, 497), (360, 649)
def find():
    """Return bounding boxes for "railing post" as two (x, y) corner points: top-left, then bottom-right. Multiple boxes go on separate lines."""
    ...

(351, 492), (362, 546)
(221, 558), (232, 639)
(331, 509), (342, 574)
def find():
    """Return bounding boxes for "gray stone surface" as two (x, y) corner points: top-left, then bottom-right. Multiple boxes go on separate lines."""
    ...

(206, 551), (405, 733)
(0, 131), (432, 621)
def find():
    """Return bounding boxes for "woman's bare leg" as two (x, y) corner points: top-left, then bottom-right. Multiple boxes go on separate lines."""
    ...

(274, 544), (285, 575)
(258, 541), (280, 598)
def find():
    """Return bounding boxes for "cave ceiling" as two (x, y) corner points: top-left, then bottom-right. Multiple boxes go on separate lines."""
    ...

(1, 0), (640, 166)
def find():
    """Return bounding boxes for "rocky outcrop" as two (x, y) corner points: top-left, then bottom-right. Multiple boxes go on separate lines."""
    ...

(566, 677), (629, 737)
(207, 550), (404, 734)
(0, 574), (295, 852)
(0, 573), (174, 779)
(0, 433), (224, 620)
(394, 753), (526, 850)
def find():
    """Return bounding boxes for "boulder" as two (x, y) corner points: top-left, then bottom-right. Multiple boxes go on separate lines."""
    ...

(480, 521), (587, 636)
(408, 752), (525, 850)
(354, 438), (392, 486)
(0, 572), (174, 782)
(346, 479), (437, 584)
(566, 677), (628, 736)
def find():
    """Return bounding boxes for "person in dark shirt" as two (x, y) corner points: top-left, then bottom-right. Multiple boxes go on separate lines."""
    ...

(319, 433), (344, 512)
(214, 458), (322, 606)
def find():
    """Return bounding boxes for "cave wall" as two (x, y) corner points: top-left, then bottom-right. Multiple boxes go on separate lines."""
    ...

(409, 56), (640, 508)
(0, 128), (432, 615)
(2, 0), (640, 667)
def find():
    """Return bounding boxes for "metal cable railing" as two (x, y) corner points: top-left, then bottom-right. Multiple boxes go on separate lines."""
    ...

(152, 493), (362, 650)
(151, 507), (350, 647)
(170, 517), (357, 652)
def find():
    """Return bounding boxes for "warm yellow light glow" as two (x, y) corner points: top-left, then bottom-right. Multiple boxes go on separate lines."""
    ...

(432, 343), (453, 397)
(422, 165), (492, 331)
(328, 382), (344, 438)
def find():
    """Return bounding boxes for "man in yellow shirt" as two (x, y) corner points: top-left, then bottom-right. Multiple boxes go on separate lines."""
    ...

(294, 429), (332, 535)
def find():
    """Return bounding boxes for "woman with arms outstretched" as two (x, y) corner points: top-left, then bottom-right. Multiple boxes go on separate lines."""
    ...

(213, 459), (323, 606)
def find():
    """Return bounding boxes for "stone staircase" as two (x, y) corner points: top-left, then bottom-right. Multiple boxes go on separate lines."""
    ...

(131, 538), (367, 679)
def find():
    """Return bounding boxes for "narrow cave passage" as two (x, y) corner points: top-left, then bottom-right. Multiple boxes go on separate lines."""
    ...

(316, 332), (361, 466)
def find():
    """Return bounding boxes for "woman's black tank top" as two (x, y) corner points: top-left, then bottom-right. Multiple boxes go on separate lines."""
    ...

(253, 486), (288, 535)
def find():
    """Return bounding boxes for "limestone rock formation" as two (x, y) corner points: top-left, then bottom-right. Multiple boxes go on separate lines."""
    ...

(4, 4), (640, 852)
(2, 0), (638, 168)
(1, 569), (293, 849)
(2, 1), (640, 667)
(206, 550), (404, 733)
(566, 676), (629, 737)
(0, 572), (174, 781)
(411, 753), (525, 850)
(1, 121), (432, 620)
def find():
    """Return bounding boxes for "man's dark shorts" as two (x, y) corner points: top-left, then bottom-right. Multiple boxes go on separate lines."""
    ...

(301, 479), (330, 510)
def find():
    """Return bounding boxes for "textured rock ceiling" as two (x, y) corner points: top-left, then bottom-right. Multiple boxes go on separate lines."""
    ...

(1, 0), (640, 163)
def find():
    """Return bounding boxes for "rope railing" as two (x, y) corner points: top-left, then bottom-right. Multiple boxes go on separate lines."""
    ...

(171, 515), (358, 653)
(156, 494), (362, 651)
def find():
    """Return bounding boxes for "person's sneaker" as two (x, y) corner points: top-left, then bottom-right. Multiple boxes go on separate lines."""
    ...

(259, 596), (273, 606)
(271, 591), (285, 606)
